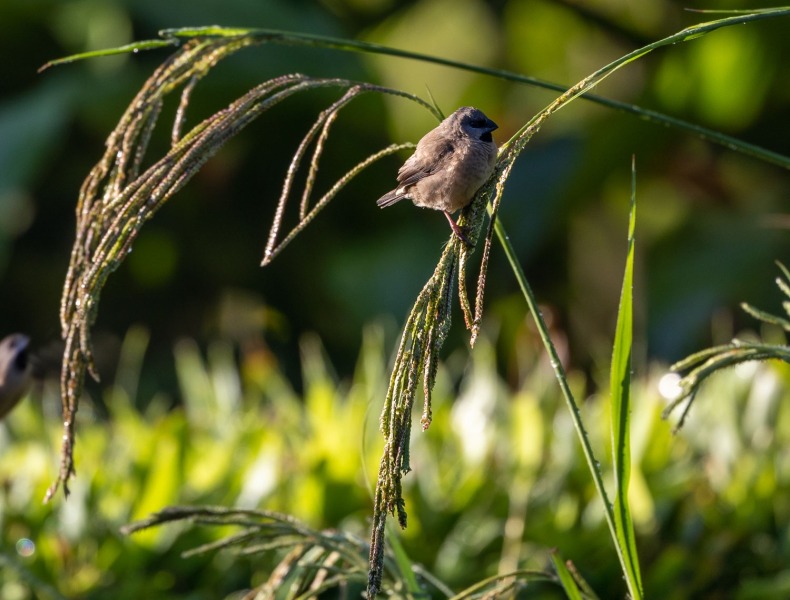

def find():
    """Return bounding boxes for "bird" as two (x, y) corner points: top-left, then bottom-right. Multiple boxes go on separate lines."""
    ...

(376, 106), (498, 243)
(0, 333), (33, 420)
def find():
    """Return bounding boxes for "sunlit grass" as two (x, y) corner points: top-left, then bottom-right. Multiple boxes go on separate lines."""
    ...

(1, 320), (789, 597)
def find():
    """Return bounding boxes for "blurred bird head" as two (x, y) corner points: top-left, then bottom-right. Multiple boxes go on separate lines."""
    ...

(0, 333), (33, 420)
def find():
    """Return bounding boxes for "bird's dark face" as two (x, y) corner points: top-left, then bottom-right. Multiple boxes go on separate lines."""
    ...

(3, 334), (29, 373)
(457, 108), (498, 143)
(12, 341), (29, 372)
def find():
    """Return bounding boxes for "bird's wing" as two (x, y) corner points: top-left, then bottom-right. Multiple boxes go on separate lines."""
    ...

(396, 140), (454, 188)
(376, 134), (455, 208)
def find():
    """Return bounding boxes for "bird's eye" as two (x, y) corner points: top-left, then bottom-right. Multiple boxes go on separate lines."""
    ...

(469, 119), (486, 128)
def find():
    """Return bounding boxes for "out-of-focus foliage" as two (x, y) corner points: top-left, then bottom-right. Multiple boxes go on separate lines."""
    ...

(1, 323), (789, 598)
(0, 326), (385, 599)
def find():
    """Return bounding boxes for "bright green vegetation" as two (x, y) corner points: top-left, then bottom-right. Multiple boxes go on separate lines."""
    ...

(2, 314), (789, 598)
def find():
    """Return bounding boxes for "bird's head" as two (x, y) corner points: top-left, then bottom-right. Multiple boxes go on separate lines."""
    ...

(453, 107), (498, 143)
(0, 334), (30, 385)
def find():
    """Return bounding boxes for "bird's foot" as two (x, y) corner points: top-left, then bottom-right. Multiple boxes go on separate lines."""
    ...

(444, 211), (472, 247)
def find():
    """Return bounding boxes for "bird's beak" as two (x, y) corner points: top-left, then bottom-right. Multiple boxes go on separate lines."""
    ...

(485, 118), (498, 133)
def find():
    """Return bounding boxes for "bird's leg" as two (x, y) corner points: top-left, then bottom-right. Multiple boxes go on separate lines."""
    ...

(444, 211), (471, 246)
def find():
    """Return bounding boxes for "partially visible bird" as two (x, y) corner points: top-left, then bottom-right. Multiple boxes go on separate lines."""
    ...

(0, 333), (33, 420)
(376, 106), (498, 242)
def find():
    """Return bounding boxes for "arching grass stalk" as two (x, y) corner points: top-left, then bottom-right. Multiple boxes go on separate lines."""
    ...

(667, 262), (790, 430)
(48, 36), (438, 501)
(121, 505), (566, 597)
(42, 9), (790, 170)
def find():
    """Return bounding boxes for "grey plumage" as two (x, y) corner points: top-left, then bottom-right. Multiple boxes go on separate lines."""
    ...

(0, 333), (32, 420)
(377, 106), (498, 240)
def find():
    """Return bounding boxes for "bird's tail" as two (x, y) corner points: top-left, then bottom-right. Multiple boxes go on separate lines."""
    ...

(376, 190), (406, 208)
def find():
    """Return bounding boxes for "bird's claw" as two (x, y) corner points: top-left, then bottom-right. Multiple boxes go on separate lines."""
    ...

(444, 211), (472, 247)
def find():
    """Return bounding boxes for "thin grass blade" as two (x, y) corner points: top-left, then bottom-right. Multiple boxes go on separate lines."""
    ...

(550, 550), (582, 600)
(447, 569), (555, 600)
(38, 39), (177, 72)
(383, 521), (421, 595)
(608, 158), (642, 599)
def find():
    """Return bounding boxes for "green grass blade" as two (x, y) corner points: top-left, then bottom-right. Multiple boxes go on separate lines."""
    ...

(384, 521), (422, 595)
(38, 39), (177, 72)
(497, 8), (790, 166)
(490, 216), (627, 586)
(491, 164), (646, 598)
(609, 158), (642, 599)
(44, 12), (790, 168)
(448, 569), (556, 599)
(550, 551), (583, 600)
(161, 11), (790, 170)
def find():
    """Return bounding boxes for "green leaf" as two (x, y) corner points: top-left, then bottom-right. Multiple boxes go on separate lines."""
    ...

(551, 550), (583, 600)
(608, 157), (643, 599)
(38, 39), (177, 72)
(384, 521), (421, 594)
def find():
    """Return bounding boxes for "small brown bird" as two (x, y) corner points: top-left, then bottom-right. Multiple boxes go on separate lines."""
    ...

(0, 333), (32, 420)
(377, 106), (498, 242)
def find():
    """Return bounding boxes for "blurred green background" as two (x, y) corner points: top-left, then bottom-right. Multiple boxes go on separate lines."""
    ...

(0, 0), (789, 598)
(1, 0), (787, 378)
